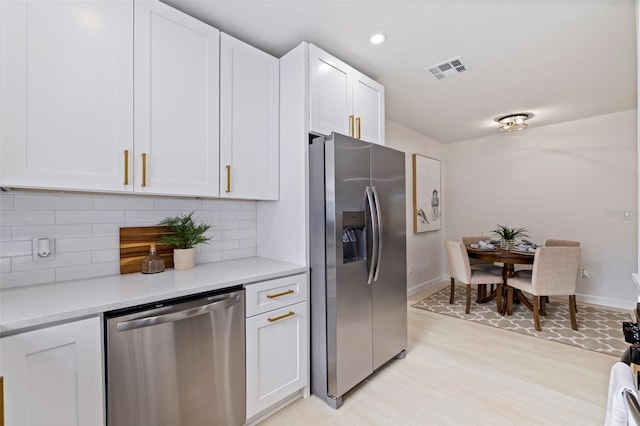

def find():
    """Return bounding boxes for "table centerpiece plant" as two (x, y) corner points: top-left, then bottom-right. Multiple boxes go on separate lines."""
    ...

(158, 211), (213, 270)
(491, 224), (529, 251)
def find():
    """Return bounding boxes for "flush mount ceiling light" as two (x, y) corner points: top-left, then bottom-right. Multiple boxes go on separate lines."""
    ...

(370, 33), (386, 44)
(495, 113), (532, 133)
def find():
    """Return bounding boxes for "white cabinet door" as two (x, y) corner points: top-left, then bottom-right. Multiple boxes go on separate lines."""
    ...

(308, 44), (353, 138)
(220, 33), (279, 200)
(245, 301), (308, 419)
(0, 317), (104, 426)
(353, 73), (385, 145)
(308, 44), (385, 145)
(0, 0), (134, 192)
(135, 0), (220, 197)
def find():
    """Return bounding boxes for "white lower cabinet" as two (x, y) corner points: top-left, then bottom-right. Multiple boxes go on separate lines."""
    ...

(245, 274), (308, 421)
(0, 317), (104, 426)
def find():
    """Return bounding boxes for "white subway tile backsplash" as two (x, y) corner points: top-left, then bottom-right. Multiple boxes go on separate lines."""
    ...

(222, 247), (256, 261)
(0, 241), (32, 257)
(94, 196), (154, 211)
(0, 191), (257, 288)
(222, 240), (240, 250)
(56, 236), (119, 253)
(222, 229), (256, 240)
(56, 210), (124, 224)
(0, 257), (10, 273)
(154, 198), (202, 211)
(0, 226), (11, 241)
(92, 249), (120, 264)
(221, 210), (256, 221)
(0, 194), (14, 210)
(12, 225), (92, 240)
(239, 220), (256, 230)
(56, 262), (120, 282)
(239, 239), (257, 248)
(11, 252), (91, 272)
(1, 269), (56, 289)
(15, 194), (93, 210)
(125, 210), (177, 224)
(241, 201), (257, 211)
(197, 250), (222, 264)
(92, 223), (130, 237)
(0, 210), (54, 226)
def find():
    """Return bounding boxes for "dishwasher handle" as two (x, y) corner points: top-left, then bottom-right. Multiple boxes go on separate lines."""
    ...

(116, 294), (241, 332)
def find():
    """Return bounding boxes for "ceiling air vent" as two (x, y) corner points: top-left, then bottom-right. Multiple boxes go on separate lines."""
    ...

(425, 56), (468, 80)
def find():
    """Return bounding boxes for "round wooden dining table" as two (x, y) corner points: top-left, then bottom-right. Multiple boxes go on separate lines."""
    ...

(466, 246), (535, 315)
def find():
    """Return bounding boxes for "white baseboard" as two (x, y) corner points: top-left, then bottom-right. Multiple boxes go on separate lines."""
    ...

(407, 275), (448, 297)
(577, 293), (636, 310)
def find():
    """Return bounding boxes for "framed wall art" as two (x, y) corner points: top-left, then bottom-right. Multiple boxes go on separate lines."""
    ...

(412, 154), (441, 233)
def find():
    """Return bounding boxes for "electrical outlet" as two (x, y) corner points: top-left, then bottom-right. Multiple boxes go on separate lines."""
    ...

(32, 237), (55, 262)
(579, 268), (588, 279)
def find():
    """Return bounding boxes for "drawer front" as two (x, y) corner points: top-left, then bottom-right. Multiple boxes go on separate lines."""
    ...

(245, 273), (307, 317)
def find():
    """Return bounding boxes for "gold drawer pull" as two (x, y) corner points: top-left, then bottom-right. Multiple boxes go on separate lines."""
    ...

(267, 311), (295, 323)
(349, 114), (355, 137)
(225, 165), (231, 193)
(356, 116), (361, 139)
(266, 289), (294, 299)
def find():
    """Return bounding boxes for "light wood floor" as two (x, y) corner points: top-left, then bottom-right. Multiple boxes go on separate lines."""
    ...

(260, 283), (620, 425)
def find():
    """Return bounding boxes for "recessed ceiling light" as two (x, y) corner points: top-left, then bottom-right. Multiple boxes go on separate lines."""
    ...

(370, 33), (386, 45)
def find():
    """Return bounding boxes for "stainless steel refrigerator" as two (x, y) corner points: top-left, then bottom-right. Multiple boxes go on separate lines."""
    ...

(309, 132), (407, 409)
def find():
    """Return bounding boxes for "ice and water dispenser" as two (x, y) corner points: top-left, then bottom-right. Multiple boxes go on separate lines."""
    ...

(342, 211), (366, 263)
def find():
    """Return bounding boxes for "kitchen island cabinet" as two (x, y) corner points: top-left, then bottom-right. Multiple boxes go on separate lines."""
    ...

(0, 317), (104, 426)
(245, 273), (309, 422)
(309, 44), (385, 145)
(220, 33), (279, 200)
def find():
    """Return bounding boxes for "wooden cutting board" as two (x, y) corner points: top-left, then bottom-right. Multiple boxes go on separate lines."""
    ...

(119, 226), (174, 274)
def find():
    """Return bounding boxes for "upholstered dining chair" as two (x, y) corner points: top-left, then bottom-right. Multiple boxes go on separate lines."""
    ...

(445, 240), (503, 314)
(462, 236), (502, 302)
(507, 246), (581, 331)
(516, 239), (581, 276)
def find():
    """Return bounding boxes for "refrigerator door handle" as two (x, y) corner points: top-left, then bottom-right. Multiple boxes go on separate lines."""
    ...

(371, 186), (383, 281)
(365, 186), (378, 285)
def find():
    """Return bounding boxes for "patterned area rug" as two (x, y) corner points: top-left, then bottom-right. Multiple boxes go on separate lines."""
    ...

(411, 286), (633, 357)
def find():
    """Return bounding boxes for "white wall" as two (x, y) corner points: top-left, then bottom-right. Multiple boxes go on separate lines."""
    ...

(446, 110), (637, 308)
(385, 120), (447, 295)
(0, 191), (257, 289)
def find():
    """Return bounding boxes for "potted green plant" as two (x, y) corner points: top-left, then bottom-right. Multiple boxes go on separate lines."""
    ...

(492, 224), (529, 250)
(158, 211), (212, 270)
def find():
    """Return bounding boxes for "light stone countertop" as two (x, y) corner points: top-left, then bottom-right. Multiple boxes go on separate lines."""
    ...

(0, 257), (307, 336)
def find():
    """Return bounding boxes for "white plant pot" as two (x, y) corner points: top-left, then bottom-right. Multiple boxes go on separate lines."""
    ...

(173, 248), (196, 270)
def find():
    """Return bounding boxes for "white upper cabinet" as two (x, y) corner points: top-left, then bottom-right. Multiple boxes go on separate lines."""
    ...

(220, 33), (279, 200)
(134, 0), (220, 197)
(0, 0), (134, 191)
(308, 44), (385, 145)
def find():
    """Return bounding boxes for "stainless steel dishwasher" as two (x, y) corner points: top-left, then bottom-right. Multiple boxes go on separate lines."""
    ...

(105, 286), (245, 426)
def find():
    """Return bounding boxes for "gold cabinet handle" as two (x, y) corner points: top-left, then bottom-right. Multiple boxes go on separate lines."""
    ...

(123, 150), (129, 185)
(225, 165), (231, 193)
(1, 376), (4, 426)
(266, 289), (294, 299)
(267, 311), (295, 323)
(356, 117), (361, 139)
(349, 115), (355, 137)
(141, 153), (147, 187)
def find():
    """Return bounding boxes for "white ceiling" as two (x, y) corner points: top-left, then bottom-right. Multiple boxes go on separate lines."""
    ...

(162, 0), (637, 143)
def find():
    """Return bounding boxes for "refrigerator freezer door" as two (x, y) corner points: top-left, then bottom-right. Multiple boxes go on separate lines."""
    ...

(325, 133), (374, 399)
(370, 144), (407, 370)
